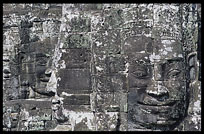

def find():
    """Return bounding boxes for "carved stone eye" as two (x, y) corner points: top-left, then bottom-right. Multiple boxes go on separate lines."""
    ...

(167, 69), (180, 78)
(132, 70), (147, 78)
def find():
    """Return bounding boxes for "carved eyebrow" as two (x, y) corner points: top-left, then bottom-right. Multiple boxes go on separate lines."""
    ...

(150, 57), (184, 66)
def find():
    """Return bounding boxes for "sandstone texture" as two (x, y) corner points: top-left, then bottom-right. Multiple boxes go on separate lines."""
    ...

(3, 4), (201, 131)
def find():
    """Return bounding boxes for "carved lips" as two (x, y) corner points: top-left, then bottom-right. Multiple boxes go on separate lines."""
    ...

(137, 96), (178, 115)
(138, 95), (177, 106)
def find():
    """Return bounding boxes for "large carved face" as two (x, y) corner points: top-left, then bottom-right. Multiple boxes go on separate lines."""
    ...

(126, 36), (188, 130)
(19, 42), (53, 98)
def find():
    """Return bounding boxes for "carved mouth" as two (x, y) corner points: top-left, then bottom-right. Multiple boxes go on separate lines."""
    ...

(135, 100), (178, 115)
(137, 100), (176, 107)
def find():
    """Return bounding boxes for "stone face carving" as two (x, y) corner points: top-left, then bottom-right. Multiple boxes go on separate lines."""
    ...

(126, 37), (188, 130)
(3, 4), (201, 131)
(19, 41), (55, 98)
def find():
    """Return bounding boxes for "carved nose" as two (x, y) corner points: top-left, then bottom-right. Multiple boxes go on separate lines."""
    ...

(146, 82), (169, 101)
(154, 64), (164, 81)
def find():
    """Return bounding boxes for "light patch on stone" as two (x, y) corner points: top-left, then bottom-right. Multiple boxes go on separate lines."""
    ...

(63, 4), (80, 20)
(97, 94), (102, 100)
(178, 54), (183, 58)
(4, 30), (19, 46)
(26, 98), (51, 101)
(141, 108), (151, 114)
(96, 41), (102, 47)
(124, 42), (130, 46)
(21, 108), (30, 121)
(105, 31), (108, 36)
(144, 33), (152, 37)
(156, 74), (161, 78)
(149, 53), (161, 62)
(191, 115), (200, 127)
(68, 111), (95, 130)
(166, 47), (173, 52)
(139, 51), (145, 53)
(59, 60), (66, 69)
(56, 95), (64, 104)
(98, 56), (103, 60)
(46, 70), (57, 93)
(147, 90), (158, 95)
(110, 124), (115, 129)
(57, 77), (61, 82)
(10, 14), (21, 26)
(147, 83), (168, 95)
(62, 92), (73, 96)
(61, 49), (66, 53)
(91, 16), (99, 26)
(96, 66), (103, 71)
(157, 120), (166, 124)
(169, 4), (179, 10)
(122, 62), (129, 75)
(161, 40), (173, 45)
(60, 23), (68, 32)
(106, 112), (118, 117)
(50, 124), (72, 131)
(162, 50), (168, 55)
(193, 100), (201, 113)
(157, 84), (168, 94)
(90, 92), (96, 111)
(53, 47), (63, 68)
(24, 121), (28, 128)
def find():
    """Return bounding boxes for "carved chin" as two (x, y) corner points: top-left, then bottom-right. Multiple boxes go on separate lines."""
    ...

(129, 102), (186, 129)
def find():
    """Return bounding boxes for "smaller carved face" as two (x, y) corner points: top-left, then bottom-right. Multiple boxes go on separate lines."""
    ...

(19, 42), (53, 97)
(127, 37), (188, 130)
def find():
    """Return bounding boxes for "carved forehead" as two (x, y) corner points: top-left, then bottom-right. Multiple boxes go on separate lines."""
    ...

(152, 39), (184, 60)
(127, 53), (150, 63)
(124, 36), (184, 61)
(127, 53), (184, 64)
(124, 35), (153, 53)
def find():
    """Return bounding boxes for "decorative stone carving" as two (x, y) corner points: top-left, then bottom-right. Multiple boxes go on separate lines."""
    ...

(126, 37), (188, 130)
(3, 4), (201, 131)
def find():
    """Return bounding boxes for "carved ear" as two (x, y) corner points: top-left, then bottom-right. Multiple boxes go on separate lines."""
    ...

(187, 52), (197, 81)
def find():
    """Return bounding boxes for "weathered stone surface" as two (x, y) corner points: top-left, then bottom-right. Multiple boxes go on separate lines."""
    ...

(59, 48), (91, 68)
(119, 112), (128, 131)
(44, 120), (58, 131)
(3, 3), (201, 131)
(4, 100), (21, 113)
(95, 112), (119, 131)
(57, 69), (91, 95)
(94, 55), (126, 75)
(60, 33), (91, 48)
(50, 124), (72, 131)
(94, 75), (127, 93)
(19, 73), (36, 86)
(63, 105), (91, 112)
(62, 94), (90, 105)
(92, 29), (122, 55)
(19, 100), (52, 109)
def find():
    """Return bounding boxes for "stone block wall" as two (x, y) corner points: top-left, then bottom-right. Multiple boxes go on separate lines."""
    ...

(3, 4), (201, 131)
